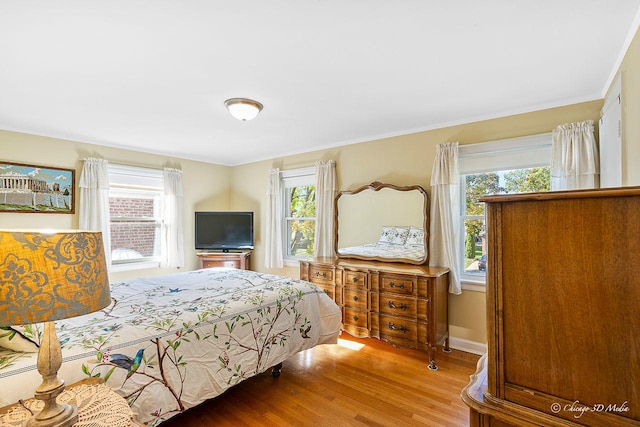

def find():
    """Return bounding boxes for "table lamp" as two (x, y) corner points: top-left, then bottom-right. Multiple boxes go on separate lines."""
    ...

(0, 230), (111, 427)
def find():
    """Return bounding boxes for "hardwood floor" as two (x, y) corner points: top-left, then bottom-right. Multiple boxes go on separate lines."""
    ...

(162, 333), (480, 427)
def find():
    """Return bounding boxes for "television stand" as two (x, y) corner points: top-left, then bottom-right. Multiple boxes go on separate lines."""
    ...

(197, 250), (252, 270)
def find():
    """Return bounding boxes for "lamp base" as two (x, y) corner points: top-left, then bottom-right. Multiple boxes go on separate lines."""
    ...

(26, 402), (77, 427)
(29, 322), (78, 427)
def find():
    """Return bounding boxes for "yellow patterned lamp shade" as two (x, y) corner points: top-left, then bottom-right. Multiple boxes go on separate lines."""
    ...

(0, 230), (111, 325)
(0, 230), (111, 427)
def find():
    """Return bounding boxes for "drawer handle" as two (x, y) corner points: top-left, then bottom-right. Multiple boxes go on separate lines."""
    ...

(387, 301), (407, 310)
(352, 277), (359, 283)
(387, 322), (408, 333)
(315, 271), (327, 278)
(352, 295), (359, 301)
(353, 315), (359, 321)
(388, 281), (405, 289)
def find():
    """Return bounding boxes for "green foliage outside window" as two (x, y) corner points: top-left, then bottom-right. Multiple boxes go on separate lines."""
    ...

(288, 185), (316, 256)
(503, 167), (551, 194)
(464, 167), (550, 263)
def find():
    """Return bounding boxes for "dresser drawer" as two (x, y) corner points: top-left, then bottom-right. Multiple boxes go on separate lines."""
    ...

(315, 283), (335, 300)
(379, 274), (416, 295)
(344, 270), (368, 288)
(379, 315), (418, 347)
(309, 266), (334, 285)
(198, 252), (251, 270)
(379, 294), (417, 317)
(343, 307), (368, 329)
(200, 258), (246, 269)
(343, 288), (368, 310)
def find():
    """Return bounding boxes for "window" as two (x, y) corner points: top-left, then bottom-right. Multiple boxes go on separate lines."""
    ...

(458, 134), (552, 287)
(281, 167), (316, 260)
(108, 164), (164, 269)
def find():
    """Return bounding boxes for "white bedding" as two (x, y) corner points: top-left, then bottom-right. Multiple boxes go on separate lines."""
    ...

(0, 268), (341, 426)
(339, 242), (425, 262)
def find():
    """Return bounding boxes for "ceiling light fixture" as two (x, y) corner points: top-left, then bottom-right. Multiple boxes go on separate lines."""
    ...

(224, 98), (263, 121)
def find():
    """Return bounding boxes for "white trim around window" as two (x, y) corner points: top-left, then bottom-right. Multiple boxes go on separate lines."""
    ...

(108, 163), (164, 188)
(458, 133), (552, 173)
(108, 164), (164, 271)
(280, 166), (316, 265)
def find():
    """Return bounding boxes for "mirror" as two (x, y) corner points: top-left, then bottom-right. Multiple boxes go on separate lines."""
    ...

(334, 181), (429, 265)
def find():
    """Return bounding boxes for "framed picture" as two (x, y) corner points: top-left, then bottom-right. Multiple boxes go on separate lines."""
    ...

(0, 161), (75, 214)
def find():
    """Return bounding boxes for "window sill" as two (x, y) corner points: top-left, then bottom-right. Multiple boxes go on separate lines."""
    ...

(283, 257), (310, 268)
(111, 260), (160, 273)
(461, 279), (486, 293)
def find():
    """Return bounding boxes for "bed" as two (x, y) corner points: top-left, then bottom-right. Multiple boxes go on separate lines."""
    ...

(0, 268), (342, 426)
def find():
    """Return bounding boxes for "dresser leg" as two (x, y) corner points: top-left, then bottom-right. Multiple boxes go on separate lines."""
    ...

(428, 345), (439, 370)
(442, 335), (452, 353)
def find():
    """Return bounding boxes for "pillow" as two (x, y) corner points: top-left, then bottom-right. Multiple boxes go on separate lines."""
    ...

(378, 226), (410, 245)
(0, 326), (39, 353)
(406, 227), (425, 246)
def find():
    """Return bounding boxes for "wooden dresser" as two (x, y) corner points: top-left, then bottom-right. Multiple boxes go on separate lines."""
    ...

(197, 251), (252, 270)
(462, 187), (640, 426)
(300, 257), (450, 370)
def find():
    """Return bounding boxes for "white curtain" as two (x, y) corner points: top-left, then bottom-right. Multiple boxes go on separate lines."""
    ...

(79, 158), (112, 267)
(551, 120), (599, 190)
(162, 168), (184, 269)
(429, 142), (462, 294)
(313, 160), (337, 258)
(265, 168), (283, 268)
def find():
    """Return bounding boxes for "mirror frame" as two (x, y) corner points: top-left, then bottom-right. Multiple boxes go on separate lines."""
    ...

(333, 181), (429, 265)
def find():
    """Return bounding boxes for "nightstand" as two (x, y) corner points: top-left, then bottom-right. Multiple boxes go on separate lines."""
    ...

(0, 378), (144, 426)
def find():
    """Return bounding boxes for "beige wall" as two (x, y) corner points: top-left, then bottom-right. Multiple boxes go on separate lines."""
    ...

(0, 129), (232, 282)
(605, 25), (640, 185)
(230, 100), (603, 345)
(7, 28), (639, 346)
(0, 99), (609, 347)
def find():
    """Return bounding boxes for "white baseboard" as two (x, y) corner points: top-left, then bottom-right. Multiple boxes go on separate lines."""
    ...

(448, 337), (486, 355)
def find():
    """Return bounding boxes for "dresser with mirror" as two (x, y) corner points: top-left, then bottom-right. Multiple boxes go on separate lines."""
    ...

(300, 181), (450, 370)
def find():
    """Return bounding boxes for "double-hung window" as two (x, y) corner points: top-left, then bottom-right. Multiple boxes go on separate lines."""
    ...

(458, 134), (552, 287)
(108, 164), (164, 270)
(281, 167), (316, 261)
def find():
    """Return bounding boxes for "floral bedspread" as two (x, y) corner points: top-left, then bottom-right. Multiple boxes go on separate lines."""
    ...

(0, 268), (342, 425)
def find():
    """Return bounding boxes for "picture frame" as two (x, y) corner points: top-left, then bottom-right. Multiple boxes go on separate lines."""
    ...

(0, 161), (75, 214)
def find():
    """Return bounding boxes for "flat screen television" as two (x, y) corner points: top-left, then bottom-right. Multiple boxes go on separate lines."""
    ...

(195, 211), (254, 251)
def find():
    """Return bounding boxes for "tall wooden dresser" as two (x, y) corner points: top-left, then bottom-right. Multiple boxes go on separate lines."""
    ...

(462, 188), (640, 426)
(300, 257), (450, 370)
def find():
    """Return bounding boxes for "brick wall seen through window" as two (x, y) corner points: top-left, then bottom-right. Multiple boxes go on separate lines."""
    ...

(109, 197), (157, 257)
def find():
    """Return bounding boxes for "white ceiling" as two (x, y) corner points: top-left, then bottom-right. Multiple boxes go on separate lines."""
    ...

(1, 1), (639, 166)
